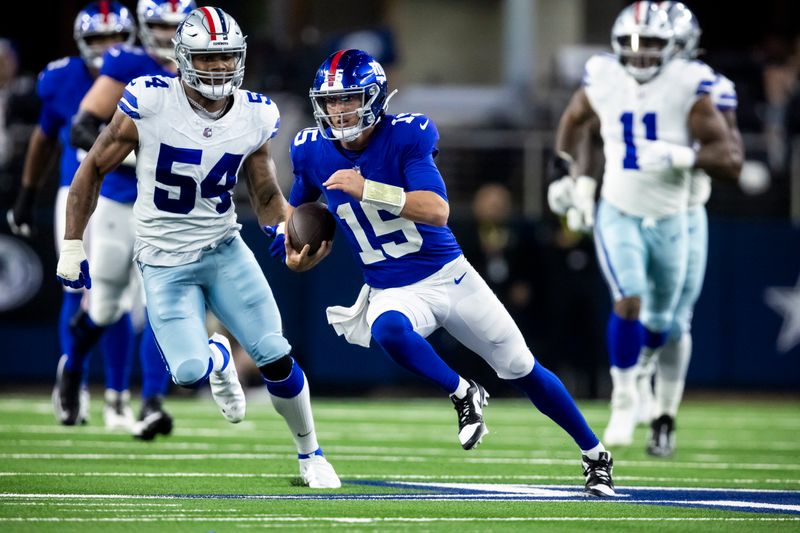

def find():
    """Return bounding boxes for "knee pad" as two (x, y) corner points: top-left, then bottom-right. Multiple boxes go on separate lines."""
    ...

(173, 357), (212, 387)
(491, 343), (535, 380)
(259, 355), (294, 382)
(250, 333), (292, 367)
(371, 311), (412, 348)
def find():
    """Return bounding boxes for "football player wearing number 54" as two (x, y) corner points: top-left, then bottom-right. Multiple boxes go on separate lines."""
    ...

(547, 1), (741, 449)
(56, 6), (340, 489)
(264, 48), (616, 497)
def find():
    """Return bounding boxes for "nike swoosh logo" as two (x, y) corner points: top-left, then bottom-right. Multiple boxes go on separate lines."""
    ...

(419, 119), (430, 130)
(454, 272), (467, 284)
(297, 431), (312, 438)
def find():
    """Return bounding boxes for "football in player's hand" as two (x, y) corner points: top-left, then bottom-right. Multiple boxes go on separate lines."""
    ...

(287, 202), (336, 255)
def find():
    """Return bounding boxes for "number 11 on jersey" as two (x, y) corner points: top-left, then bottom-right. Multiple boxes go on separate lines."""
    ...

(620, 111), (657, 170)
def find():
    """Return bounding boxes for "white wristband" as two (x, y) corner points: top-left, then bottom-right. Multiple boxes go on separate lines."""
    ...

(670, 145), (697, 170)
(362, 179), (407, 216)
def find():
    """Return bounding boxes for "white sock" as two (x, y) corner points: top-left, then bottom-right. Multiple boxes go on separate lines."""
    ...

(581, 442), (607, 461)
(655, 333), (692, 417)
(268, 377), (320, 455)
(450, 377), (470, 399)
(609, 366), (637, 407)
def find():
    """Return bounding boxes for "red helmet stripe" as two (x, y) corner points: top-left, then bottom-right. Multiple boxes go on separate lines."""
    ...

(327, 49), (347, 86)
(199, 6), (218, 40)
(634, 1), (642, 24)
(100, 0), (110, 23)
(169, 0), (179, 12)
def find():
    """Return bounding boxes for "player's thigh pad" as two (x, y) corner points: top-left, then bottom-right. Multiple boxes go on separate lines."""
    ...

(670, 205), (709, 337)
(641, 210), (689, 332)
(594, 200), (647, 301)
(365, 275), (442, 340)
(140, 261), (212, 385)
(55, 187), (86, 295)
(204, 237), (291, 367)
(439, 256), (534, 380)
(86, 197), (136, 324)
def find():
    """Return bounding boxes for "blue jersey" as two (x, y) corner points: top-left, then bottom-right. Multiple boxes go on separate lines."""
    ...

(35, 56), (128, 190)
(97, 45), (175, 203)
(289, 113), (462, 289)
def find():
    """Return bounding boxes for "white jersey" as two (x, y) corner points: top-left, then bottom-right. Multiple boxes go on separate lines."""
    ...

(689, 73), (738, 207)
(583, 54), (716, 218)
(119, 76), (280, 266)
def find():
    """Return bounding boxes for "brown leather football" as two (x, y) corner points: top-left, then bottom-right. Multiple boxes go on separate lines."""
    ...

(286, 202), (336, 255)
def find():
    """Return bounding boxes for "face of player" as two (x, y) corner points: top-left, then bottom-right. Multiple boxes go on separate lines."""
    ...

(617, 34), (667, 69)
(84, 33), (130, 61)
(323, 94), (362, 129)
(147, 22), (181, 52)
(191, 52), (239, 86)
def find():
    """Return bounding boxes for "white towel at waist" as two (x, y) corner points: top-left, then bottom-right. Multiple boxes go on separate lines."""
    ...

(325, 284), (372, 348)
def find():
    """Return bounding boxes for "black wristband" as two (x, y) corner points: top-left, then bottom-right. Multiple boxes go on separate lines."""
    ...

(548, 153), (573, 183)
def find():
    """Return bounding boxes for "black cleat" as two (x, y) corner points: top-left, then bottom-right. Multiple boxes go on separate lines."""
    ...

(52, 354), (88, 426)
(451, 379), (489, 450)
(646, 414), (675, 457)
(132, 396), (173, 441)
(583, 451), (615, 497)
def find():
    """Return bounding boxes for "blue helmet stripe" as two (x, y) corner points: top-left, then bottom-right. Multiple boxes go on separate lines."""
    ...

(215, 7), (228, 35)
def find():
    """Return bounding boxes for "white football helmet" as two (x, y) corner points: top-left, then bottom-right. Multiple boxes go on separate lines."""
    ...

(137, 0), (195, 61)
(611, 1), (675, 83)
(73, 1), (136, 69)
(660, 1), (701, 59)
(173, 7), (246, 100)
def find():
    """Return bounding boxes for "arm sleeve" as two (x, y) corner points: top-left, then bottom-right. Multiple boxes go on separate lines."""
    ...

(288, 144), (322, 206)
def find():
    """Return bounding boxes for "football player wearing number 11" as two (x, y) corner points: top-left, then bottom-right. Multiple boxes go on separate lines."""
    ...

(267, 48), (615, 496)
(55, 7), (340, 489)
(548, 1), (741, 448)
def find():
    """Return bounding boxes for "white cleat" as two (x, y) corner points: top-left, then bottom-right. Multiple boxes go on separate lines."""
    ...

(603, 395), (637, 447)
(103, 389), (135, 431)
(208, 333), (246, 423)
(299, 450), (341, 489)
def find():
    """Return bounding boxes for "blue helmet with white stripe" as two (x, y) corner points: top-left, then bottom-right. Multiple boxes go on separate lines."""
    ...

(659, 2), (701, 59)
(173, 7), (247, 100)
(73, 1), (136, 69)
(611, 1), (675, 83)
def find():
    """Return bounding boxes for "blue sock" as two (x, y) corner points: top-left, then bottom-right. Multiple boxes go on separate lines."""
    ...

(644, 328), (669, 350)
(58, 292), (83, 358)
(264, 358), (305, 398)
(101, 313), (133, 392)
(140, 318), (171, 400)
(607, 312), (644, 369)
(65, 310), (103, 372)
(512, 363), (599, 450)
(371, 311), (460, 394)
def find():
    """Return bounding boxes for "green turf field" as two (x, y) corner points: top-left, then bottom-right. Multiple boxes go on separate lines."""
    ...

(1, 392), (798, 531)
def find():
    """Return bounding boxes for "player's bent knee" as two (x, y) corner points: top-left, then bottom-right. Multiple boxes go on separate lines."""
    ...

(371, 311), (412, 347)
(491, 345), (535, 380)
(250, 333), (292, 368)
(173, 358), (212, 387)
(258, 355), (293, 381)
(88, 303), (124, 328)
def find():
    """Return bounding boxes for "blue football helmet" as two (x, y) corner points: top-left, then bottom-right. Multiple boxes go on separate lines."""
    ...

(73, 1), (136, 69)
(611, 1), (675, 83)
(659, 1), (701, 59)
(309, 49), (397, 141)
(137, 0), (196, 61)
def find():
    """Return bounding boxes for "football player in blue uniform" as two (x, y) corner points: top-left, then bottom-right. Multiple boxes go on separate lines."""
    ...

(7, 1), (137, 428)
(66, 0), (196, 440)
(267, 49), (615, 496)
(56, 6), (341, 489)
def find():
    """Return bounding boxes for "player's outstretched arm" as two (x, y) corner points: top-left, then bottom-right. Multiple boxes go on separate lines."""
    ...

(64, 109), (138, 241)
(554, 88), (598, 162)
(689, 96), (743, 182)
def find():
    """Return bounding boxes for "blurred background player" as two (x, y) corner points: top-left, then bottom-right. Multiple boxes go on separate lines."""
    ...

(56, 6), (341, 489)
(547, 1), (741, 447)
(67, 0), (196, 440)
(269, 48), (615, 496)
(6, 1), (138, 429)
(635, 1), (745, 457)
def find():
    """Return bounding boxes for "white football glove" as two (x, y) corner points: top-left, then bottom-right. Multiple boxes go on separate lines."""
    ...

(56, 239), (92, 289)
(637, 140), (697, 172)
(547, 176), (575, 216)
(565, 176), (596, 233)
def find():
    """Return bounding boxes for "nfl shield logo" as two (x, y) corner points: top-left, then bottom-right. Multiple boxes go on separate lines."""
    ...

(203, 127), (212, 138)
